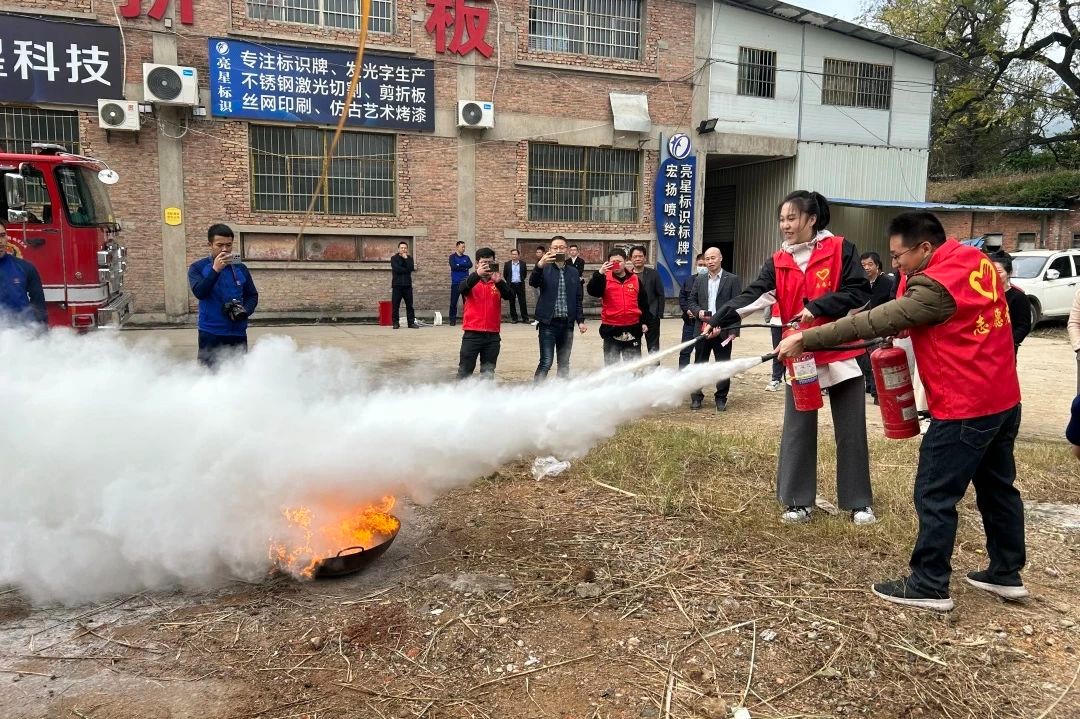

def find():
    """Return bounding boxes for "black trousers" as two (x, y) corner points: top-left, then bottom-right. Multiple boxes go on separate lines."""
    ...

(908, 404), (1025, 595)
(197, 330), (247, 368)
(457, 331), (500, 378)
(392, 286), (415, 327)
(691, 335), (733, 402)
(602, 334), (642, 365)
(508, 282), (529, 321)
(678, 321), (696, 369)
(856, 351), (877, 398)
(645, 319), (660, 354)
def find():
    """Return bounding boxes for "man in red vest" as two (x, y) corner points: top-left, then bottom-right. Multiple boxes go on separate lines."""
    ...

(778, 212), (1025, 612)
(586, 248), (652, 365)
(457, 248), (513, 379)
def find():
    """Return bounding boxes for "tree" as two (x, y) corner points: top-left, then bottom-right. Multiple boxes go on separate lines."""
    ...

(862, 0), (1079, 177)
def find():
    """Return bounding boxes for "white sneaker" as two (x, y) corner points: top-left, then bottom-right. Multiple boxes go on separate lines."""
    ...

(781, 506), (812, 524)
(852, 507), (877, 525)
(530, 320), (539, 327)
(765, 380), (781, 392)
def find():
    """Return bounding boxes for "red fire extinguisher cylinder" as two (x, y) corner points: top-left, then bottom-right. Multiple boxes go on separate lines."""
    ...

(782, 327), (823, 412)
(871, 342), (920, 439)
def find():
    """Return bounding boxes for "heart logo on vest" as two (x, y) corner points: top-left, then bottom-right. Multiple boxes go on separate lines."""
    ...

(968, 258), (998, 302)
(814, 268), (830, 288)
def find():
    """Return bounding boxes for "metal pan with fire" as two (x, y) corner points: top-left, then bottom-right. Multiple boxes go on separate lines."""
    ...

(270, 496), (401, 580)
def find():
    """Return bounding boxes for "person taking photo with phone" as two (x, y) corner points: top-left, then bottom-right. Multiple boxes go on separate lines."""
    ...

(188, 223), (259, 367)
(531, 236), (586, 381)
(587, 247), (652, 365)
(457, 248), (512, 379)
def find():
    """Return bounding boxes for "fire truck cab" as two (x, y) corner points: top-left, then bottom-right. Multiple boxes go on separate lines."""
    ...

(2, 144), (133, 329)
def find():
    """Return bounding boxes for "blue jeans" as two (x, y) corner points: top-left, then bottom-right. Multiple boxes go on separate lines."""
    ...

(197, 330), (247, 368)
(908, 404), (1025, 595)
(534, 318), (574, 381)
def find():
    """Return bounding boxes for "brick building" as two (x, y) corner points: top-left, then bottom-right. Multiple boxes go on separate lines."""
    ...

(1, 0), (952, 323)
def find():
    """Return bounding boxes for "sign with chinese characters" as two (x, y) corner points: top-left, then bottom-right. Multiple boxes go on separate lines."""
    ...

(208, 38), (435, 133)
(120, 0), (194, 25)
(425, 0), (494, 58)
(654, 155), (696, 296)
(0, 14), (123, 107)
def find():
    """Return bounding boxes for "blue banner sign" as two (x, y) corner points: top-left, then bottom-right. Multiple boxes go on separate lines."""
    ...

(208, 37), (435, 132)
(654, 155), (696, 296)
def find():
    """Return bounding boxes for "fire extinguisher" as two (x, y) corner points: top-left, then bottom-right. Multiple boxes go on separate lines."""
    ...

(783, 327), (824, 412)
(871, 340), (921, 439)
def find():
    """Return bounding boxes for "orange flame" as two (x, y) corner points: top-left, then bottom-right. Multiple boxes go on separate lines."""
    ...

(270, 496), (399, 578)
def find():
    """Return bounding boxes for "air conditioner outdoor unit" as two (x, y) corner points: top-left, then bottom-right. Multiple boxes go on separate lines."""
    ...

(97, 99), (140, 131)
(143, 63), (199, 106)
(458, 100), (495, 129)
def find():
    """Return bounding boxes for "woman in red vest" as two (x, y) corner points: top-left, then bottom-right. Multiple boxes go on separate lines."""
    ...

(708, 191), (874, 525)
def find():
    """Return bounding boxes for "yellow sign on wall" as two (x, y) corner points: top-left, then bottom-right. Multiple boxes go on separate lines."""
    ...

(164, 207), (183, 226)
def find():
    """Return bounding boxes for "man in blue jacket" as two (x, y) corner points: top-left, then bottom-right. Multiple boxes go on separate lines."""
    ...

(188, 223), (258, 367)
(530, 236), (586, 381)
(448, 240), (472, 326)
(0, 226), (46, 326)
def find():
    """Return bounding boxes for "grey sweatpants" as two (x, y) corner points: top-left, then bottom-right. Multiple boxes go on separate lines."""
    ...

(776, 376), (873, 510)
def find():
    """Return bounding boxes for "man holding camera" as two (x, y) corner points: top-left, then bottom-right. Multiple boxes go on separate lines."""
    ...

(457, 248), (513, 379)
(188, 223), (258, 367)
(531, 236), (586, 381)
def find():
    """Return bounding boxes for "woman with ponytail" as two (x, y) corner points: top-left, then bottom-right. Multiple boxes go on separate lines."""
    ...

(706, 191), (875, 525)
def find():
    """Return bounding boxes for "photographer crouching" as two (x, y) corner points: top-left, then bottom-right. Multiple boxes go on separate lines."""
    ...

(188, 223), (259, 368)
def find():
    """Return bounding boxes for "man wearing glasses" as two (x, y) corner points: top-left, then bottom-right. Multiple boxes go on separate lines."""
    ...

(778, 212), (1025, 614)
(0, 227), (46, 326)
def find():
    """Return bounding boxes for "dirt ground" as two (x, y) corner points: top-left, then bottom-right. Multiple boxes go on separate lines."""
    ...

(2, 319), (1078, 719)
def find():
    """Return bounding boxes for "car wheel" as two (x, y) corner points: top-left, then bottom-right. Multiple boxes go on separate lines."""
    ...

(1029, 299), (1041, 328)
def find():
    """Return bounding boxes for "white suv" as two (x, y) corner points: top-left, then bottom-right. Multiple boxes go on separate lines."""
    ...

(1008, 249), (1080, 325)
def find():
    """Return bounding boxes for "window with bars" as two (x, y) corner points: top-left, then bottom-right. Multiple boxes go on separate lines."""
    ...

(821, 58), (892, 110)
(0, 107), (80, 154)
(241, 232), (407, 262)
(249, 125), (395, 216)
(246, 0), (394, 35)
(737, 47), (776, 98)
(528, 0), (642, 61)
(528, 144), (640, 223)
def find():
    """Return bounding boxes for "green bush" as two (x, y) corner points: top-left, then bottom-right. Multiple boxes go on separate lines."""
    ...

(946, 171), (1080, 208)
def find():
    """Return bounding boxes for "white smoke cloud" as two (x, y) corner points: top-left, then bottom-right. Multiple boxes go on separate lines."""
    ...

(0, 325), (762, 605)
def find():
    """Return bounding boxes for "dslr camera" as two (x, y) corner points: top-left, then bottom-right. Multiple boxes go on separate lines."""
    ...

(223, 299), (249, 322)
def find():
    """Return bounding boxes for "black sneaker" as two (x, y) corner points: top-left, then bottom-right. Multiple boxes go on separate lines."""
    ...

(872, 577), (954, 612)
(965, 570), (1029, 600)
(715, 400), (727, 412)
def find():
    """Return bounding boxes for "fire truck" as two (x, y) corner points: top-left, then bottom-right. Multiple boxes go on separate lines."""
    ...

(2, 144), (133, 329)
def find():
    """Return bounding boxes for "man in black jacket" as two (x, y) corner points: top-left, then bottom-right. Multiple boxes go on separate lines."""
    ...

(857, 251), (896, 402)
(688, 247), (742, 411)
(631, 245), (666, 353)
(531, 237), (586, 381)
(390, 241), (418, 329)
(503, 248), (530, 323)
(678, 253), (706, 368)
(568, 243), (586, 291)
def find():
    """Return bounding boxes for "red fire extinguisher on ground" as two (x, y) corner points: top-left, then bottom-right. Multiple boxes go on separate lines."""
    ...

(783, 327), (824, 411)
(871, 340), (921, 439)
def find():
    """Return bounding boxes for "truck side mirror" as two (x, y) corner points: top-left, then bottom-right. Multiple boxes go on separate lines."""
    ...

(1046, 268), (1061, 281)
(4, 172), (27, 211)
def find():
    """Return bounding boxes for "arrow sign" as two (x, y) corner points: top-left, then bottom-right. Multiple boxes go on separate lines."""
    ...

(675, 259), (688, 266)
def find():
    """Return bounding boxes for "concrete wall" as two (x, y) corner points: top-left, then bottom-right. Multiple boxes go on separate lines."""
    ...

(707, 1), (934, 149)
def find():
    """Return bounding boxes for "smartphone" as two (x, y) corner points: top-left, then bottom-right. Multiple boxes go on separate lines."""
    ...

(555, 252), (567, 263)
(486, 260), (499, 272)
(229, 253), (242, 265)
(610, 260), (622, 272)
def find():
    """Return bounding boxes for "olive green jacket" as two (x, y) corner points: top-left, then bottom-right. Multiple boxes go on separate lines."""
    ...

(801, 256), (958, 351)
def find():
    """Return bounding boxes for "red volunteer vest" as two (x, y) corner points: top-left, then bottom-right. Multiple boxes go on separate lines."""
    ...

(600, 271), (642, 327)
(462, 279), (503, 333)
(908, 240), (1020, 420)
(773, 236), (863, 366)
